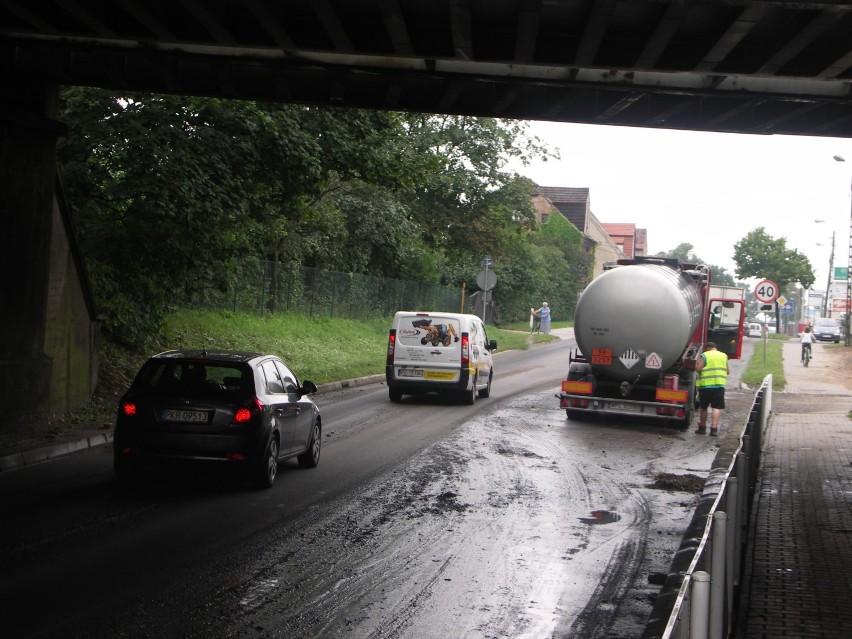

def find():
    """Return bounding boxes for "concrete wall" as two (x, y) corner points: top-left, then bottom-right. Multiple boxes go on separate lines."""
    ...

(0, 82), (98, 440)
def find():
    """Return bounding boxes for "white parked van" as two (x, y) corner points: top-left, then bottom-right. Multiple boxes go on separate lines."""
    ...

(386, 311), (497, 404)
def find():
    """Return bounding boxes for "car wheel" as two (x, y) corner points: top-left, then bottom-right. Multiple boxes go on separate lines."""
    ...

(460, 377), (476, 405)
(389, 387), (402, 402)
(253, 436), (279, 489)
(297, 420), (322, 468)
(114, 455), (144, 484)
(478, 371), (492, 398)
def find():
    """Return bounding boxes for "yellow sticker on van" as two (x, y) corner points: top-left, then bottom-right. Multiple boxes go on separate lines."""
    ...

(424, 370), (457, 380)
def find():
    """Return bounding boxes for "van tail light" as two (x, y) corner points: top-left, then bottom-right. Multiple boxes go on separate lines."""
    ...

(461, 334), (470, 367)
(121, 402), (137, 416)
(387, 330), (396, 365)
(232, 397), (264, 424)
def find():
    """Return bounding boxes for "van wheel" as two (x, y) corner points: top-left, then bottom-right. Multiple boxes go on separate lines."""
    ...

(478, 371), (492, 398)
(460, 377), (477, 405)
(389, 387), (402, 402)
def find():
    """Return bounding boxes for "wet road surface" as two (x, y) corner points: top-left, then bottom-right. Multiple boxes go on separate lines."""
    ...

(0, 337), (755, 638)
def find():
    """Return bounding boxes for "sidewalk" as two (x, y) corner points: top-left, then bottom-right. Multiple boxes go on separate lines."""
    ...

(737, 340), (852, 638)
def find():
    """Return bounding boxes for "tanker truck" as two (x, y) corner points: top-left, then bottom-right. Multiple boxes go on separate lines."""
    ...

(557, 257), (745, 429)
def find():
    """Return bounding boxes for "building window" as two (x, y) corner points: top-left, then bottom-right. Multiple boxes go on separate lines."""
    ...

(541, 213), (549, 223)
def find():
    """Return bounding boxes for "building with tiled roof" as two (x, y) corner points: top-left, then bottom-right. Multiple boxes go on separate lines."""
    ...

(532, 186), (625, 279)
(600, 223), (648, 259)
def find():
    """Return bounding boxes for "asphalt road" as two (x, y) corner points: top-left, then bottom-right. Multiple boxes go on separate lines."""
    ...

(0, 335), (754, 639)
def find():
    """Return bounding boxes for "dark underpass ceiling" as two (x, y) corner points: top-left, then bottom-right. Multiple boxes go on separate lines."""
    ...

(3, 1), (852, 137)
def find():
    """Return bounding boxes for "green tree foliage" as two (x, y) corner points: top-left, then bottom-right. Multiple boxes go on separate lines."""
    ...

(734, 228), (816, 327)
(657, 243), (735, 286)
(57, 88), (562, 343)
(733, 228), (815, 290)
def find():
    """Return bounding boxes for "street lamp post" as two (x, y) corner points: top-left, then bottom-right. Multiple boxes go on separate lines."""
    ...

(834, 156), (852, 346)
(816, 232), (836, 317)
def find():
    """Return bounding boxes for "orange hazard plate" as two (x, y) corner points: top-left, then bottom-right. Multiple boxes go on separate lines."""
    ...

(591, 348), (612, 365)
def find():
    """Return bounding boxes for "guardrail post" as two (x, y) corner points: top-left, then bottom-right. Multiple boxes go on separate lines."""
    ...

(691, 571), (711, 639)
(710, 512), (727, 639)
(734, 453), (747, 584)
(726, 475), (738, 627)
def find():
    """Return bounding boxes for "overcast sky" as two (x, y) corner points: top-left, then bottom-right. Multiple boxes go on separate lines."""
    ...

(509, 121), (851, 292)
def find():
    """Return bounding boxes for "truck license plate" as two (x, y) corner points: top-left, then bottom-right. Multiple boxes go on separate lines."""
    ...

(609, 402), (639, 412)
(398, 368), (424, 378)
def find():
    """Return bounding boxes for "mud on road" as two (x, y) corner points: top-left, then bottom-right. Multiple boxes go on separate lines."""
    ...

(209, 385), (751, 639)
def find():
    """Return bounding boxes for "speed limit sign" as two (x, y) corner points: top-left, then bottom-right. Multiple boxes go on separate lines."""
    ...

(754, 279), (779, 303)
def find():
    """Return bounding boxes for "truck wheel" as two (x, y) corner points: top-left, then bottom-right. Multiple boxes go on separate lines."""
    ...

(389, 387), (402, 402)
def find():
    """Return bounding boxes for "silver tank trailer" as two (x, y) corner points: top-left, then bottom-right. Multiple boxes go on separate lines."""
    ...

(574, 263), (703, 382)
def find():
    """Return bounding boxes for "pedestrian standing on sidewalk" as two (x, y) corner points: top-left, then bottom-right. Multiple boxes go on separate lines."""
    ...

(695, 341), (729, 436)
(534, 302), (552, 335)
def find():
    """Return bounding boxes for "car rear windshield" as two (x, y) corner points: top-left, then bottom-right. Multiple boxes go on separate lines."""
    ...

(133, 361), (250, 396)
(815, 319), (839, 328)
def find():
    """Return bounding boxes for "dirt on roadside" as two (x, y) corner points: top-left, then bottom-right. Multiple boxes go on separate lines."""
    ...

(801, 343), (852, 390)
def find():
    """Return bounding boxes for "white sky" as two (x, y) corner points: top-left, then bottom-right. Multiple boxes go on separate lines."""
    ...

(509, 121), (852, 291)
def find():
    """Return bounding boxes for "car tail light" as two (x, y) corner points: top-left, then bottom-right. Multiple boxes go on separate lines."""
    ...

(461, 334), (470, 366)
(121, 402), (137, 416)
(232, 397), (263, 424)
(386, 330), (396, 365)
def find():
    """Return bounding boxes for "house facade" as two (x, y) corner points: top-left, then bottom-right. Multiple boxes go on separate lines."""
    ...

(533, 186), (629, 279)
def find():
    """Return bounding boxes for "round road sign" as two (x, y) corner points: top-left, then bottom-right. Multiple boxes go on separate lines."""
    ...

(754, 279), (779, 303)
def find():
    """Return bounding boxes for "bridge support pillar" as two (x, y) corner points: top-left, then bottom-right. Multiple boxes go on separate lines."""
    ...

(0, 82), (66, 437)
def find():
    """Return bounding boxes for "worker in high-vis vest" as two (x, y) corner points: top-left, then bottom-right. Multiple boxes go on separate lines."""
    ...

(695, 341), (729, 436)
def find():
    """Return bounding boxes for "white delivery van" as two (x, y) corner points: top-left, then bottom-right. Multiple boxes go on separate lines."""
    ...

(386, 311), (497, 404)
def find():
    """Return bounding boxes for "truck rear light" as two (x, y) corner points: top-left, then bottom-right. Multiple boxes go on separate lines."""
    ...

(656, 389), (688, 402)
(562, 380), (593, 394)
(121, 402), (137, 416)
(461, 334), (470, 366)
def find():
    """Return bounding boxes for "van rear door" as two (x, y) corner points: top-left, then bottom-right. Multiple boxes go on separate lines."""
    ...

(394, 314), (462, 382)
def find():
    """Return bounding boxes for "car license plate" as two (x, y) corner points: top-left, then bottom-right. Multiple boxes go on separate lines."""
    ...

(163, 409), (210, 423)
(609, 401), (639, 412)
(398, 368), (424, 378)
(424, 370), (456, 380)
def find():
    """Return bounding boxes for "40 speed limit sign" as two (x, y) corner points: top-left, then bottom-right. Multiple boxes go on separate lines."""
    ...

(754, 279), (779, 303)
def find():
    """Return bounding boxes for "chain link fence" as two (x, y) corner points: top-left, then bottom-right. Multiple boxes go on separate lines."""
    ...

(182, 260), (462, 320)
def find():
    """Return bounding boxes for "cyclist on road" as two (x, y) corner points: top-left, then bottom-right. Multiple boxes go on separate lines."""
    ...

(800, 325), (815, 363)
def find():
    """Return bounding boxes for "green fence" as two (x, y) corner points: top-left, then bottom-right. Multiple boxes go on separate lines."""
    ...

(182, 260), (461, 320)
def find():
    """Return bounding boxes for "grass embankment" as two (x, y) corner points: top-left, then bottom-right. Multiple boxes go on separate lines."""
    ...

(100, 309), (559, 396)
(741, 334), (788, 390)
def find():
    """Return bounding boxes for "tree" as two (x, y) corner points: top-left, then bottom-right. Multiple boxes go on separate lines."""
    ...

(657, 243), (736, 286)
(733, 227), (815, 330)
(733, 228), (815, 290)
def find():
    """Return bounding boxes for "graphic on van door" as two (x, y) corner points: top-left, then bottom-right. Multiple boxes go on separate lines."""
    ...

(405, 318), (460, 347)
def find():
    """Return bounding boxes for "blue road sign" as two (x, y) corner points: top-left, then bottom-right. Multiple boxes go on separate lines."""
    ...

(780, 301), (794, 314)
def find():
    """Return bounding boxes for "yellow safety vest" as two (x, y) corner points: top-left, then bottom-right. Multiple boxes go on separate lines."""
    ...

(697, 350), (728, 388)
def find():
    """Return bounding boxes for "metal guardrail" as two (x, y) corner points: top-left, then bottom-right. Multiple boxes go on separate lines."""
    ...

(641, 375), (773, 639)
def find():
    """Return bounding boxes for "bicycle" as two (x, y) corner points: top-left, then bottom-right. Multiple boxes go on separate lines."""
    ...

(802, 344), (812, 367)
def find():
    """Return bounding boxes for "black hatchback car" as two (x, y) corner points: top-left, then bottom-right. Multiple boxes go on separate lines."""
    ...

(114, 350), (321, 489)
